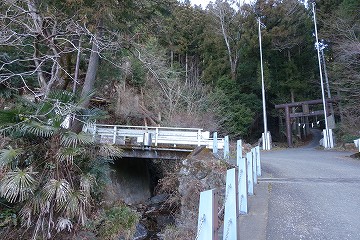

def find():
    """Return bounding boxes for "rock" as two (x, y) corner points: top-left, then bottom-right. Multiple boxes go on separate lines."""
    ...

(132, 223), (148, 240)
(156, 232), (165, 240)
(156, 215), (175, 229)
(73, 231), (97, 240)
(146, 194), (168, 206)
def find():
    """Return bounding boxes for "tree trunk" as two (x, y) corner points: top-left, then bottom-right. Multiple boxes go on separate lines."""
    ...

(72, 37), (82, 94)
(72, 33), (100, 133)
(185, 52), (188, 85)
(80, 36), (100, 108)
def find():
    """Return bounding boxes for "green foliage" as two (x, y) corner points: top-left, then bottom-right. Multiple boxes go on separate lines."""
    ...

(0, 207), (17, 227)
(94, 203), (139, 240)
(340, 134), (360, 143)
(131, 59), (146, 87)
(209, 83), (261, 137)
(0, 90), (115, 239)
(224, 103), (255, 137)
(0, 147), (24, 168)
(61, 132), (94, 147)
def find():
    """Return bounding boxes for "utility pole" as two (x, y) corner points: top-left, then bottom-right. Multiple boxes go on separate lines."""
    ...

(320, 46), (331, 99)
(258, 18), (270, 150)
(312, 3), (333, 148)
(320, 42), (334, 116)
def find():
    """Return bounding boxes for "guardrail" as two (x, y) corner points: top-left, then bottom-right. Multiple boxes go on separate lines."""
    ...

(83, 123), (225, 150)
(196, 141), (261, 240)
(354, 138), (360, 152)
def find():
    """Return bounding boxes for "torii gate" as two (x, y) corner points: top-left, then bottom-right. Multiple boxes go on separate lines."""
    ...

(275, 98), (337, 147)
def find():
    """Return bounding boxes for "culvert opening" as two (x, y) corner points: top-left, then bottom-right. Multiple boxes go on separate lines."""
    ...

(106, 158), (180, 239)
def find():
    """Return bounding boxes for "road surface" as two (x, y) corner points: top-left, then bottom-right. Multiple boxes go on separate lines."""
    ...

(240, 133), (360, 240)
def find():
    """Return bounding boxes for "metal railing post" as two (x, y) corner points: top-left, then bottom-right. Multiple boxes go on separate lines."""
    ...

(197, 129), (201, 146)
(155, 127), (159, 147)
(247, 152), (254, 196)
(223, 168), (239, 240)
(252, 148), (257, 184)
(213, 132), (218, 154)
(237, 140), (242, 160)
(224, 136), (229, 159)
(196, 189), (218, 240)
(256, 146), (261, 176)
(237, 155), (247, 215)
(329, 129), (334, 148)
(113, 126), (117, 144)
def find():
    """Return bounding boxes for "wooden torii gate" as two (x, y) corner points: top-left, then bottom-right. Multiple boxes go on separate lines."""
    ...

(275, 98), (337, 147)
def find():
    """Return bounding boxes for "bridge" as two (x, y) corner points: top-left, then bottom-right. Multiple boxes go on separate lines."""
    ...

(83, 124), (226, 160)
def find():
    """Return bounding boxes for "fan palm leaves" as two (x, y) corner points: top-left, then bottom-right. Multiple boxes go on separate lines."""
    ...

(61, 131), (94, 148)
(0, 167), (37, 202)
(64, 189), (88, 225)
(0, 90), (116, 238)
(19, 121), (56, 138)
(99, 144), (124, 159)
(80, 173), (96, 199)
(55, 217), (73, 232)
(42, 179), (71, 210)
(19, 191), (47, 228)
(0, 146), (23, 168)
(55, 147), (84, 165)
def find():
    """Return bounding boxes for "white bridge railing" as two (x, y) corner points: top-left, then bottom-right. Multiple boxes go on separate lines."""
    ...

(83, 123), (225, 149)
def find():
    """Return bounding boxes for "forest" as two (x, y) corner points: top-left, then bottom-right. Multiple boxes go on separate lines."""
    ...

(0, 0), (359, 239)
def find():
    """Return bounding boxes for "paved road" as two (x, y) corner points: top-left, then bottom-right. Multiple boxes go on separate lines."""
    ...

(257, 140), (360, 240)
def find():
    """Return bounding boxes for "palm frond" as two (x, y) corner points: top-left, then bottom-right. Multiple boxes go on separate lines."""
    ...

(99, 144), (124, 159)
(55, 147), (84, 165)
(0, 167), (37, 203)
(80, 173), (96, 199)
(61, 131), (94, 147)
(55, 217), (73, 232)
(42, 179), (71, 209)
(19, 204), (33, 228)
(47, 90), (74, 104)
(0, 146), (23, 168)
(20, 121), (56, 137)
(64, 190), (88, 225)
(20, 192), (50, 228)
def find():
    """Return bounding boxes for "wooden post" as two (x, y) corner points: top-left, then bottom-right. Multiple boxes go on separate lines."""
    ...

(285, 106), (292, 147)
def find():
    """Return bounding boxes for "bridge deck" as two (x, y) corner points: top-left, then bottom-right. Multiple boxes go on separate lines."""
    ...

(83, 124), (224, 159)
